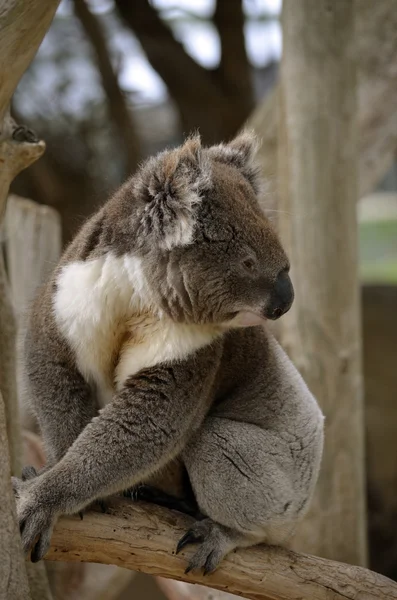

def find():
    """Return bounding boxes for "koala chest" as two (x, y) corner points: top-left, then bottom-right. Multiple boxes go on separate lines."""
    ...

(53, 254), (219, 406)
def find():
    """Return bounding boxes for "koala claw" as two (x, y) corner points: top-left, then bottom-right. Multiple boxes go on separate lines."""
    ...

(21, 465), (38, 481)
(12, 475), (55, 562)
(176, 518), (236, 575)
(176, 528), (203, 554)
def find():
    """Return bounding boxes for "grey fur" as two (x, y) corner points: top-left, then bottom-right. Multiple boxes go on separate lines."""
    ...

(13, 132), (324, 571)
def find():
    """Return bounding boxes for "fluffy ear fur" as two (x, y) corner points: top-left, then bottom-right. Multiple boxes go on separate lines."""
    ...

(208, 130), (262, 194)
(134, 135), (212, 250)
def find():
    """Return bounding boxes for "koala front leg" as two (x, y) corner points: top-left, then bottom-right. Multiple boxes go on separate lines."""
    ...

(24, 331), (97, 467)
(13, 346), (221, 562)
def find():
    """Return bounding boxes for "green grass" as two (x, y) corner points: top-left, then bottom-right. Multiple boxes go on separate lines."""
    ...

(359, 219), (397, 283)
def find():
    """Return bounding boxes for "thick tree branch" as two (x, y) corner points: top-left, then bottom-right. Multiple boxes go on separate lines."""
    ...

(46, 498), (397, 600)
(114, 0), (240, 141)
(0, 1), (60, 123)
(73, 0), (141, 174)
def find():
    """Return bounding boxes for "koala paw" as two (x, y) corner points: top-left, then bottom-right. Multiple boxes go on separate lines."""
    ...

(21, 464), (51, 481)
(12, 476), (56, 562)
(176, 518), (238, 575)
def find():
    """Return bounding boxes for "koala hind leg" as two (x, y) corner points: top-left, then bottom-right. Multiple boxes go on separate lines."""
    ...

(181, 416), (301, 572)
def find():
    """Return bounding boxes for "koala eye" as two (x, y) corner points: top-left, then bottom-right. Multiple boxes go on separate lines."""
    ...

(241, 257), (258, 273)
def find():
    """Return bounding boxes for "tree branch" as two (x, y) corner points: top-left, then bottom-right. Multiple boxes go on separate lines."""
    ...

(213, 0), (254, 122)
(114, 0), (240, 141)
(73, 0), (141, 174)
(46, 498), (397, 600)
(0, 0), (60, 123)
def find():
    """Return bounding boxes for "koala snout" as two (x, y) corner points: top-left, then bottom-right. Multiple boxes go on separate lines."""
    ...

(265, 270), (294, 320)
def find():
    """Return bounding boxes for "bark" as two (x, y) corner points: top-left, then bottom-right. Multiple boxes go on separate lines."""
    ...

(73, 0), (141, 174)
(0, 391), (31, 600)
(46, 498), (397, 600)
(0, 116), (45, 475)
(0, 1), (60, 124)
(247, 0), (397, 206)
(277, 1), (366, 565)
(0, 2), (60, 599)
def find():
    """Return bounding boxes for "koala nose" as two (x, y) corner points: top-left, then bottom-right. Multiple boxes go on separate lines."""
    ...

(266, 270), (294, 320)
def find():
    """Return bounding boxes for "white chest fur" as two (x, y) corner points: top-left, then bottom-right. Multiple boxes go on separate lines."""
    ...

(53, 253), (219, 405)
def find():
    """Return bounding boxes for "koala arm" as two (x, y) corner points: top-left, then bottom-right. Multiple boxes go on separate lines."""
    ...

(23, 328), (97, 467)
(13, 343), (221, 562)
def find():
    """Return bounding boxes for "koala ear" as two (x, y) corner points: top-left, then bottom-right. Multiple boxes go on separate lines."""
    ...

(208, 130), (262, 194)
(134, 135), (212, 250)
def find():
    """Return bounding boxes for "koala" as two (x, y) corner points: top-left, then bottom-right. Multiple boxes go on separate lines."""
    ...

(13, 132), (324, 574)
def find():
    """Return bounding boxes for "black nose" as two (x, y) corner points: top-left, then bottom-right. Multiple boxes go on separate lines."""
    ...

(266, 270), (294, 320)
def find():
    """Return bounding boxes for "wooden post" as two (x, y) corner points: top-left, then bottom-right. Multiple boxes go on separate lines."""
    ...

(4, 195), (62, 434)
(5, 195), (62, 321)
(3, 195), (61, 428)
(278, 1), (367, 565)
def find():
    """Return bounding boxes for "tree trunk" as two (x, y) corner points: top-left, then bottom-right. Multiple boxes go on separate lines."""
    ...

(277, 1), (366, 566)
(73, 0), (141, 174)
(0, 2), (60, 124)
(247, 0), (397, 206)
(0, 391), (31, 600)
(114, 0), (250, 143)
(213, 0), (254, 125)
(0, 2), (61, 598)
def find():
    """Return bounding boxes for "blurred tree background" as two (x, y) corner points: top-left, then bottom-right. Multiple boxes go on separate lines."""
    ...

(4, 0), (397, 597)
(11, 0), (280, 242)
(11, 0), (397, 277)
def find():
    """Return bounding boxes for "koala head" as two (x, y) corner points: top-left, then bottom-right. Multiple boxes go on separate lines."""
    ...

(113, 132), (293, 327)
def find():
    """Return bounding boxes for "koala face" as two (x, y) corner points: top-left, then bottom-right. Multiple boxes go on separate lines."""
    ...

(174, 162), (293, 326)
(127, 132), (294, 326)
